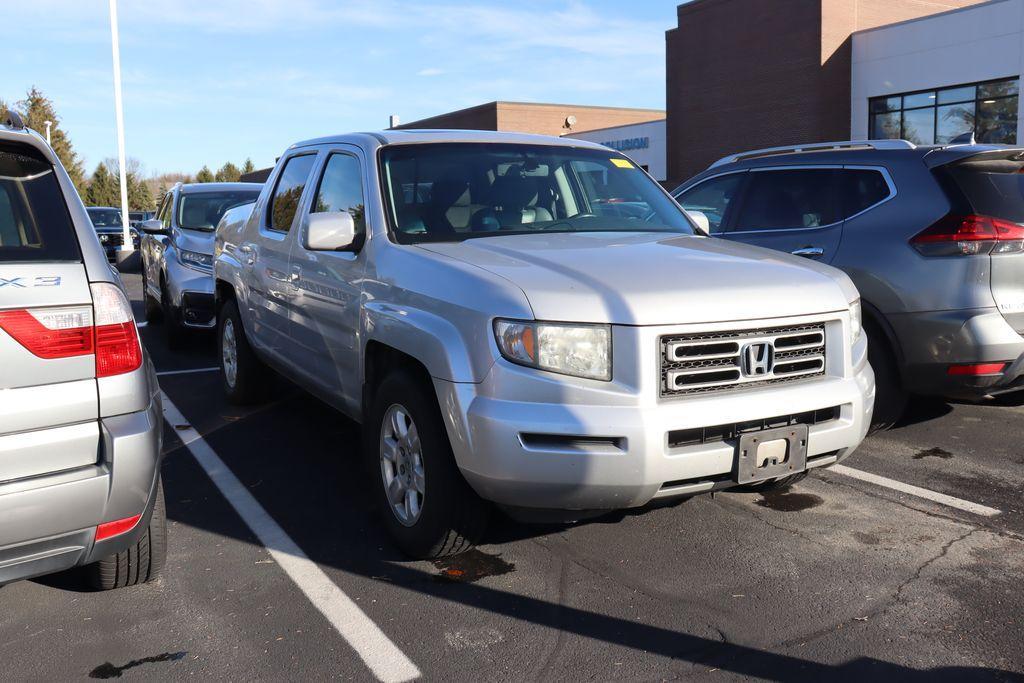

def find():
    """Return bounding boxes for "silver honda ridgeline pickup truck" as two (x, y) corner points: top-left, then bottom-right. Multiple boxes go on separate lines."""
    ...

(214, 130), (874, 558)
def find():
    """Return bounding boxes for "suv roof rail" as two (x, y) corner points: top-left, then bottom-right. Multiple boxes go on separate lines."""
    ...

(3, 110), (26, 131)
(709, 139), (917, 168)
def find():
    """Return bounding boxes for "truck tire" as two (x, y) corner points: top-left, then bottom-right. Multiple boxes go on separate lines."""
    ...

(866, 323), (907, 433)
(87, 478), (167, 590)
(160, 278), (186, 349)
(366, 369), (489, 559)
(218, 298), (269, 405)
(141, 267), (162, 323)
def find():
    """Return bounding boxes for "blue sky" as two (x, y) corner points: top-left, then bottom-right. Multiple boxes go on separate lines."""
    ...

(1, 0), (681, 176)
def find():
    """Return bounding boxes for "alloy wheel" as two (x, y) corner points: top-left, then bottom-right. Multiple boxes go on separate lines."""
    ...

(379, 404), (426, 526)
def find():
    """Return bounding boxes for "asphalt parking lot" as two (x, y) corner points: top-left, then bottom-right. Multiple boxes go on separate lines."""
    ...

(1, 272), (1022, 682)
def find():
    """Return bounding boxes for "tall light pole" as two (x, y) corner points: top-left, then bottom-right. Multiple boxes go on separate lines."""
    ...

(108, 0), (134, 256)
(43, 120), (52, 144)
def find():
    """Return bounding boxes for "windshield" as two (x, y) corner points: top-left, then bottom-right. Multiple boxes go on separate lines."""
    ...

(177, 190), (261, 231)
(87, 208), (123, 228)
(381, 143), (694, 243)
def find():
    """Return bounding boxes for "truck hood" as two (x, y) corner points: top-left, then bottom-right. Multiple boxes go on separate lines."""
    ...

(416, 232), (855, 326)
(173, 228), (215, 256)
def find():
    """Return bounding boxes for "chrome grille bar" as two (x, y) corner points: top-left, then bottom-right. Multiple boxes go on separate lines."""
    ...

(661, 323), (827, 397)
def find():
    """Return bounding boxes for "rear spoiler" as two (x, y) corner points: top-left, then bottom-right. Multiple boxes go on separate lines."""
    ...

(922, 144), (1024, 169)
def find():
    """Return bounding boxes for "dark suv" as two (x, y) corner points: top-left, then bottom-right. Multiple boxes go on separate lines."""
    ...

(673, 139), (1024, 429)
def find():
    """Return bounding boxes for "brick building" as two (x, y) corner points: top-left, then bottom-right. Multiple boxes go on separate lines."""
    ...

(394, 101), (664, 138)
(665, 0), (998, 185)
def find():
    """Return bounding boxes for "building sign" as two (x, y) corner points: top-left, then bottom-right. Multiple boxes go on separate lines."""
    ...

(602, 136), (650, 152)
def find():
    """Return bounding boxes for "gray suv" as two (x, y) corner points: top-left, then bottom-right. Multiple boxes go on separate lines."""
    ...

(216, 130), (872, 558)
(0, 114), (165, 589)
(673, 139), (1024, 429)
(139, 182), (261, 346)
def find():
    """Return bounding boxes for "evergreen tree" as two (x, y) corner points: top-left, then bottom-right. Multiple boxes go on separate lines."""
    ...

(0, 100), (9, 123)
(85, 162), (119, 207)
(128, 173), (154, 211)
(215, 162), (241, 183)
(241, 158), (255, 175)
(195, 166), (214, 183)
(18, 87), (86, 194)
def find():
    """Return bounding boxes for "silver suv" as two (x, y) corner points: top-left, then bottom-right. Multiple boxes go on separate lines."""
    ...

(139, 182), (261, 346)
(673, 138), (1024, 429)
(215, 130), (873, 558)
(0, 114), (165, 589)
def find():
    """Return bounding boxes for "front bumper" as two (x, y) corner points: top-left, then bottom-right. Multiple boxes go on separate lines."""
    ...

(0, 394), (163, 585)
(889, 308), (1024, 399)
(437, 315), (874, 512)
(166, 255), (216, 328)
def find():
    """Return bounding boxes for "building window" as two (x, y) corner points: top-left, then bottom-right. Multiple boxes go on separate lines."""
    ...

(869, 77), (1019, 145)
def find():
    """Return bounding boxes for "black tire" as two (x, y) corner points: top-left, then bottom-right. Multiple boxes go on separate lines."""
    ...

(737, 470), (808, 493)
(87, 478), (167, 590)
(218, 297), (270, 405)
(141, 268), (162, 323)
(160, 278), (186, 349)
(866, 323), (908, 433)
(366, 369), (489, 559)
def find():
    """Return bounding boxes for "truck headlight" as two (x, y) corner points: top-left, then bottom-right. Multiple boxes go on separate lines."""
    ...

(179, 249), (213, 271)
(494, 319), (611, 381)
(849, 299), (862, 345)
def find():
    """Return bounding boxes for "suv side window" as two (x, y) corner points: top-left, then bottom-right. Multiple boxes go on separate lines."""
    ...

(675, 173), (743, 234)
(841, 169), (891, 218)
(268, 154), (317, 232)
(312, 153), (366, 237)
(733, 169), (840, 231)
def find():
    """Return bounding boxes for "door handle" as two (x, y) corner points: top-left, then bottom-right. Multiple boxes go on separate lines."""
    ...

(791, 246), (824, 258)
(289, 265), (302, 284)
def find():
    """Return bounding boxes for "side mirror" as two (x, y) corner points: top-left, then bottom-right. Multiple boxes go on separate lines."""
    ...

(140, 219), (167, 235)
(685, 210), (711, 235)
(306, 212), (356, 251)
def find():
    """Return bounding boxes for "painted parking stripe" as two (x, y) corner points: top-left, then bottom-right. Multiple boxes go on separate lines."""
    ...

(156, 367), (220, 377)
(161, 392), (421, 683)
(831, 464), (1001, 517)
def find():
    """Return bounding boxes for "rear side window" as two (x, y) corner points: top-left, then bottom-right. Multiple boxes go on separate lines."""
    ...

(841, 169), (891, 218)
(675, 173), (743, 234)
(268, 154), (317, 232)
(946, 154), (1024, 222)
(0, 143), (79, 262)
(733, 169), (840, 231)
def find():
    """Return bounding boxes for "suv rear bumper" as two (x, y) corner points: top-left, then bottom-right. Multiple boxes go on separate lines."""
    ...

(890, 308), (1024, 399)
(0, 395), (163, 585)
(437, 345), (874, 512)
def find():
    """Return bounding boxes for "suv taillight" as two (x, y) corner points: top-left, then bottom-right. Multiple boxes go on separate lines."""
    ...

(910, 214), (1024, 256)
(0, 283), (141, 377)
(91, 283), (142, 377)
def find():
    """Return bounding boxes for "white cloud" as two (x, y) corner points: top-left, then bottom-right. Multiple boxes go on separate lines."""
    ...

(416, 68), (444, 77)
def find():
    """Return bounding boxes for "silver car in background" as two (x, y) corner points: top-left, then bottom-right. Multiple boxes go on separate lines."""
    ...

(0, 114), (165, 589)
(139, 182), (261, 346)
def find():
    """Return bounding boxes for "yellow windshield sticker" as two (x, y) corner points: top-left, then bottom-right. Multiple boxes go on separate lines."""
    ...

(610, 158), (633, 169)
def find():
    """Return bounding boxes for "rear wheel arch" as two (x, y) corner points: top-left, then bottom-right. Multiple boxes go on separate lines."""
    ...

(861, 299), (904, 370)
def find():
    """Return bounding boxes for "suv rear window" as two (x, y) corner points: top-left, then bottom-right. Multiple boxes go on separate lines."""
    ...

(0, 142), (80, 262)
(946, 153), (1024, 222)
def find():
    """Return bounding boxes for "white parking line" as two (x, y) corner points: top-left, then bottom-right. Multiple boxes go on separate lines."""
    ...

(831, 464), (1001, 517)
(156, 367), (220, 377)
(161, 392), (421, 683)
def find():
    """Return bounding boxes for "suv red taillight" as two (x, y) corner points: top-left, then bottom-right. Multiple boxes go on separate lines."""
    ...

(91, 283), (142, 377)
(911, 214), (1024, 256)
(0, 283), (141, 377)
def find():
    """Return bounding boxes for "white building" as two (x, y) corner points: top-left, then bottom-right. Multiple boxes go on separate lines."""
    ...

(851, 0), (1022, 145)
(571, 119), (667, 182)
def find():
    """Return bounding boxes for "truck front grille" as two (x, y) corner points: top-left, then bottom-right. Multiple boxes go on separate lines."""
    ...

(660, 323), (826, 397)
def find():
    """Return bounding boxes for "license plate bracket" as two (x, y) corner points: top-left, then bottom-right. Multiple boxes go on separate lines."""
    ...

(736, 424), (808, 484)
